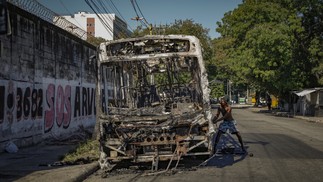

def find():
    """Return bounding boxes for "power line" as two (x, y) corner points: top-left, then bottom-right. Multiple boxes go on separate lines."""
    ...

(106, 0), (134, 31)
(130, 0), (139, 18)
(133, 0), (149, 26)
(85, 0), (130, 39)
(130, 0), (147, 28)
(58, 0), (83, 28)
(85, 0), (115, 38)
(85, 0), (132, 39)
(96, 0), (129, 37)
(130, 0), (152, 34)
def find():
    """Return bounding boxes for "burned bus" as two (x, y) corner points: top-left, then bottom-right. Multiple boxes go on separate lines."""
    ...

(96, 35), (215, 170)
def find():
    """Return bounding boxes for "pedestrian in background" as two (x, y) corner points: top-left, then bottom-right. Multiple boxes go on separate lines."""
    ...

(267, 96), (272, 110)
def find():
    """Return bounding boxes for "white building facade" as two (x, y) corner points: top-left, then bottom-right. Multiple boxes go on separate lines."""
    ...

(62, 11), (130, 40)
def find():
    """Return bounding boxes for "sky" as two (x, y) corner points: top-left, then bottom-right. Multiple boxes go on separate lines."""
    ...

(37, 0), (242, 38)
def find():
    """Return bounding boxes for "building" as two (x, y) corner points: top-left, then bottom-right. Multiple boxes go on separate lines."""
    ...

(61, 11), (131, 40)
(291, 88), (323, 116)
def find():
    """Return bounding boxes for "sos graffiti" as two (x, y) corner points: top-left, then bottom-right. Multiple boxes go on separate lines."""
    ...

(44, 84), (71, 132)
(44, 85), (95, 132)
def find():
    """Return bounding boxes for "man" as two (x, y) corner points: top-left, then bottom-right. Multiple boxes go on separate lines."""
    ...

(212, 98), (245, 154)
(267, 96), (272, 110)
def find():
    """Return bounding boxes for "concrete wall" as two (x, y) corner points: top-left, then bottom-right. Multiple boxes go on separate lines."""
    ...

(0, 3), (97, 150)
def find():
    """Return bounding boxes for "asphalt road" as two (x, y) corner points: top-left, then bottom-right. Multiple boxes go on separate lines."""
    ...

(84, 108), (323, 182)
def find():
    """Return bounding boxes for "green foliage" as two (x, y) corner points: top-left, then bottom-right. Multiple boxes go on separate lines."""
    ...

(293, 0), (323, 87)
(154, 72), (168, 86)
(211, 0), (323, 99)
(210, 37), (235, 82)
(240, 23), (296, 94)
(133, 19), (220, 96)
(309, 37), (323, 85)
(217, 1), (289, 43)
(210, 82), (225, 99)
(87, 36), (106, 46)
(133, 19), (212, 65)
(163, 19), (212, 56)
(61, 140), (99, 164)
(130, 6), (322, 100)
(154, 69), (192, 86)
(175, 71), (191, 84)
(132, 25), (151, 37)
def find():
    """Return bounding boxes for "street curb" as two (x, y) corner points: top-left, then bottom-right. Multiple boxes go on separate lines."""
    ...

(72, 162), (100, 182)
(293, 116), (323, 124)
(248, 108), (323, 124)
(231, 106), (253, 109)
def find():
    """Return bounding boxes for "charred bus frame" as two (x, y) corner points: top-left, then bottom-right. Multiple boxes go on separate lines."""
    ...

(96, 35), (214, 170)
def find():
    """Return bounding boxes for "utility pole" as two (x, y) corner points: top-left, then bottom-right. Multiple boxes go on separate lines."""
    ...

(229, 80), (232, 104)
(227, 80), (232, 104)
(131, 16), (152, 35)
(131, 16), (143, 29)
(227, 79), (229, 100)
(148, 24), (152, 35)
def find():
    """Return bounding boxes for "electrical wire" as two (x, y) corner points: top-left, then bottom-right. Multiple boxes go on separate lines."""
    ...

(85, 0), (131, 39)
(58, 0), (83, 29)
(133, 0), (149, 26)
(87, 0), (120, 39)
(13, 0), (93, 40)
(130, 0), (140, 18)
(96, 0), (129, 37)
(85, 0), (115, 38)
(130, 0), (148, 28)
(107, 0), (134, 31)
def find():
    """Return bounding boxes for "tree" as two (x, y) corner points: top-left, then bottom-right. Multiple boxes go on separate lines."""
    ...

(292, 0), (323, 86)
(209, 82), (225, 99)
(132, 19), (212, 64)
(211, 0), (323, 99)
(132, 19), (220, 93)
(87, 36), (106, 46)
(237, 23), (297, 96)
(210, 37), (236, 82)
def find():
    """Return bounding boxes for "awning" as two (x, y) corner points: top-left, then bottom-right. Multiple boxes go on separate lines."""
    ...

(294, 89), (316, 97)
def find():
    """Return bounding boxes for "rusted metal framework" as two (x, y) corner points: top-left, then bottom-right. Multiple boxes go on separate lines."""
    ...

(96, 35), (214, 171)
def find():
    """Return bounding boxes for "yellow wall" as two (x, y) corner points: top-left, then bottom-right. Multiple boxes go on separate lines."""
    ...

(252, 97), (256, 104)
(271, 96), (278, 108)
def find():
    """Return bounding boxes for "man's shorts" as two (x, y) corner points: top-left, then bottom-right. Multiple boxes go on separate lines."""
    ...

(218, 120), (238, 134)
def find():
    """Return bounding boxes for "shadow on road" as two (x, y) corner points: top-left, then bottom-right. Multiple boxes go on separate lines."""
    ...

(243, 133), (323, 159)
(206, 152), (247, 168)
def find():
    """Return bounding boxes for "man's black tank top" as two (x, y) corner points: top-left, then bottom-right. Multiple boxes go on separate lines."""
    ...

(218, 106), (227, 116)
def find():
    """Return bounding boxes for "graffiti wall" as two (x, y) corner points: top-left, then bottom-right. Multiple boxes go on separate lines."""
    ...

(0, 80), (43, 141)
(0, 79), (96, 143)
(0, 3), (97, 149)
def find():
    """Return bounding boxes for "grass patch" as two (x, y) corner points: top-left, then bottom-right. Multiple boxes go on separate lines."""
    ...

(61, 139), (100, 165)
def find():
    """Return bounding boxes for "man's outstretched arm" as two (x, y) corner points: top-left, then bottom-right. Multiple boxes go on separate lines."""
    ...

(214, 107), (232, 123)
(212, 108), (221, 124)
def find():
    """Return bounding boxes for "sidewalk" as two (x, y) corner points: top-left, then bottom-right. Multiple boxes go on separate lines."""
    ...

(248, 107), (323, 124)
(231, 103), (254, 109)
(0, 143), (99, 182)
